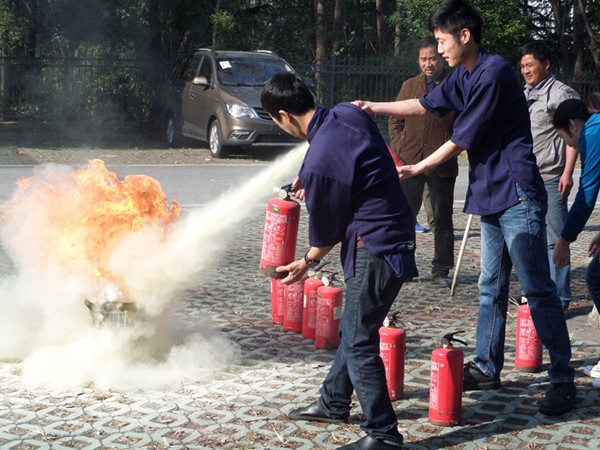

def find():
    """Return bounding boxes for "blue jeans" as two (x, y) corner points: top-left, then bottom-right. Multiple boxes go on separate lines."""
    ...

(586, 252), (600, 312)
(545, 177), (572, 305)
(475, 184), (574, 383)
(318, 248), (404, 443)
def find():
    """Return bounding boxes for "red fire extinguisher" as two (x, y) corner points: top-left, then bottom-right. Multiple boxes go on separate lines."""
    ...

(315, 277), (343, 350)
(429, 331), (468, 427)
(283, 275), (308, 332)
(260, 184), (300, 279)
(387, 145), (406, 167)
(270, 278), (285, 324)
(302, 273), (325, 340)
(515, 302), (543, 372)
(379, 310), (406, 401)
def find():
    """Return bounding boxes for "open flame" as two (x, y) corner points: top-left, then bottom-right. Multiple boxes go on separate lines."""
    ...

(1, 159), (180, 289)
(0, 145), (307, 389)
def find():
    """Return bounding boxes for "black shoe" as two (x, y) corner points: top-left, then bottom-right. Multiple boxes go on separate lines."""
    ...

(463, 362), (501, 391)
(347, 412), (367, 425)
(538, 382), (576, 416)
(288, 401), (347, 424)
(432, 274), (451, 288)
(337, 435), (403, 449)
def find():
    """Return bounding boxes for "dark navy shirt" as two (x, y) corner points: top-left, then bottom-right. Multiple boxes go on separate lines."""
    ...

(420, 49), (545, 215)
(300, 103), (418, 281)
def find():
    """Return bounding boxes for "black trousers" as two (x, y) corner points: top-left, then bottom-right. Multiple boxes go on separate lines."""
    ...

(401, 174), (456, 276)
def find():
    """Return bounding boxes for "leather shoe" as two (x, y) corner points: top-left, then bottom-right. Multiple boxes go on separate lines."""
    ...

(337, 435), (403, 449)
(432, 274), (451, 288)
(288, 401), (347, 424)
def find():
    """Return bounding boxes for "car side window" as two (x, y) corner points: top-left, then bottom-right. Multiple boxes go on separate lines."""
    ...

(182, 54), (203, 82)
(198, 57), (213, 84)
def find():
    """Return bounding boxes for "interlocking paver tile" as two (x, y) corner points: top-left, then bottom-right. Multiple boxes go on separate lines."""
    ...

(0, 184), (599, 449)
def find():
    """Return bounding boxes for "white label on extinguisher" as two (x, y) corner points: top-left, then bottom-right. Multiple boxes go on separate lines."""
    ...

(333, 306), (343, 321)
(380, 342), (392, 378)
(517, 317), (541, 360)
(430, 360), (440, 410)
(261, 211), (291, 263)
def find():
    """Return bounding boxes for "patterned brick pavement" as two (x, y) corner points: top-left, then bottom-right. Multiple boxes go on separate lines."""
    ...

(0, 141), (599, 449)
(0, 206), (599, 449)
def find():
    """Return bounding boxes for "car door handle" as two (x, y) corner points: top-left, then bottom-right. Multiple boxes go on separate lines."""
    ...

(189, 92), (195, 99)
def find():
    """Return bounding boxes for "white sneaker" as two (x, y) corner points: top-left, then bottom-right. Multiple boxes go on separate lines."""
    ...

(593, 377), (600, 388)
(583, 362), (600, 378)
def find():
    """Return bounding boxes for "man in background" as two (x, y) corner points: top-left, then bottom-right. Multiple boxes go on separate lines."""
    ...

(520, 41), (580, 311)
(389, 36), (457, 287)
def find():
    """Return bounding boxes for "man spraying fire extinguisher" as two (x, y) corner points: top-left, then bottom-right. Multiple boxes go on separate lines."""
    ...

(261, 73), (418, 450)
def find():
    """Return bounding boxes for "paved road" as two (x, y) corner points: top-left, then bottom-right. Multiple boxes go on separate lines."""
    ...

(0, 163), (589, 209)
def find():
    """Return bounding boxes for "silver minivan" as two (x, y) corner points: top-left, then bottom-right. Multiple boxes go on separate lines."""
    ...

(165, 49), (303, 158)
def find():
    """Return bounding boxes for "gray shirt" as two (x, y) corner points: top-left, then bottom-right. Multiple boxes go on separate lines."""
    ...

(524, 75), (580, 180)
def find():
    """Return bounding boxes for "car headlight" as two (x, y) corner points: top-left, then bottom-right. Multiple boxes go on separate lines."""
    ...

(226, 104), (259, 119)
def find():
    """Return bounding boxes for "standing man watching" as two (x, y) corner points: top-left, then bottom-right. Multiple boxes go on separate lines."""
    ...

(355, 0), (575, 416)
(520, 41), (580, 311)
(389, 36), (457, 288)
(262, 73), (418, 450)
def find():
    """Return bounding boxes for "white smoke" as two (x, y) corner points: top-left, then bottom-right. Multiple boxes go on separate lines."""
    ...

(0, 144), (307, 390)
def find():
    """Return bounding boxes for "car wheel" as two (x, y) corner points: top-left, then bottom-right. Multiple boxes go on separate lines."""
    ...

(166, 116), (182, 147)
(209, 120), (228, 158)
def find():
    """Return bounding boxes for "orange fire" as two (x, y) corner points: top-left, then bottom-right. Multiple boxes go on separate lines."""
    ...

(2, 159), (180, 281)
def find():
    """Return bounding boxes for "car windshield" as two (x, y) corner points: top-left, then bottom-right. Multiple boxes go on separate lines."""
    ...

(217, 58), (293, 86)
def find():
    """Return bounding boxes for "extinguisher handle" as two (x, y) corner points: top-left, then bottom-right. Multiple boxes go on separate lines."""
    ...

(383, 310), (405, 328)
(442, 331), (468, 348)
(307, 260), (331, 278)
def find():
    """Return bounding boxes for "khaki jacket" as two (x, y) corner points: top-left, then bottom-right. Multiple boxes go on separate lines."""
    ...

(388, 73), (458, 177)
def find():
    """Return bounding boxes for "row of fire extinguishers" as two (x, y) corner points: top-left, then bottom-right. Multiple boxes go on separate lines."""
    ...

(259, 183), (544, 427)
(259, 183), (342, 350)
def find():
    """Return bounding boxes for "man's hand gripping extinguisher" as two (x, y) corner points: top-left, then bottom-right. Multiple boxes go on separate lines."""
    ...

(379, 310), (406, 401)
(260, 183), (300, 279)
(429, 331), (468, 426)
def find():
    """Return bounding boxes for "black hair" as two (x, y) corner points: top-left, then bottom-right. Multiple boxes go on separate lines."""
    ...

(428, 0), (482, 45)
(519, 41), (552, 64)
(261, 73), (316, 121)
(587, 92), (600, 114)
(419, 35), (439, 50)
(553, 98), (591, 130)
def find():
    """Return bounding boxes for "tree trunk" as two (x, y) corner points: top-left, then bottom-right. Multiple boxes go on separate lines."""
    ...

(577, 0), (600, 69)
(148, 0), (164, 126)
(331, 0), (345, 55)
(24, 0), (38, 57)
(573, 0), (584, 75)
(394, 1), (402, 56)
(212, 0), (231, 48)
(548, 0), (572, 74)
(376, 0), (386, 53)
(314, 0), (326, 102)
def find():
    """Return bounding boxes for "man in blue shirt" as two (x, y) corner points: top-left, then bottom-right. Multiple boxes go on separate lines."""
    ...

(261, 73), (417, 450)
(356, 0), (575, 416)
(552, 98), (600, 383)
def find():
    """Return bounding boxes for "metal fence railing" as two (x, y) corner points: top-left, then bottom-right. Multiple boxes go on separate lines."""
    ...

(0, 56), (154, 121)
(1, 55), (598, 133)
